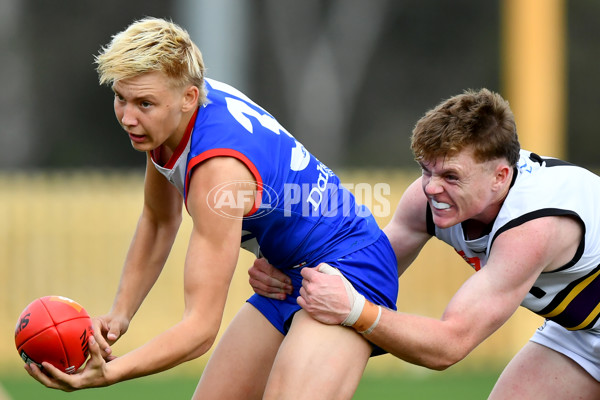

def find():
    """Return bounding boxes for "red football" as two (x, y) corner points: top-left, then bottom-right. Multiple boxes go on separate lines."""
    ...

(15, 296), (93, 374)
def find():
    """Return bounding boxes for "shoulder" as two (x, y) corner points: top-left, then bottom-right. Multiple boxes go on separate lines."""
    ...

(395, 177), (428, 225)
(491, 214), (583, 273)
(186, 156), (256, 216)
(189, 156), (254, 187)
(386, 177), (430, 238)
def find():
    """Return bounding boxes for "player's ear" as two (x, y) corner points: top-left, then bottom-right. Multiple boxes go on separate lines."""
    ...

(492, 162), (512, 190)
(182, 85), (199, 112)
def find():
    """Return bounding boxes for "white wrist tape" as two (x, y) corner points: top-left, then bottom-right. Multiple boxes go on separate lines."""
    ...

(317, 264), (365, 326)
(342, 293), (365, 326)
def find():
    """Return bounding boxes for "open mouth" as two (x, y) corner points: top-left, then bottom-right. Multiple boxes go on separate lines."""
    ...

(128, 132), (146, 143)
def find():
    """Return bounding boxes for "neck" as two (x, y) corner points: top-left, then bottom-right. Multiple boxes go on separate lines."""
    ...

(462, 219), (493, 240)
(165, 107), (197, 153)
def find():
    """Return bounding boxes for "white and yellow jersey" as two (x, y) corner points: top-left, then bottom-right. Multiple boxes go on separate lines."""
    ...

(431, 149), (600, 331)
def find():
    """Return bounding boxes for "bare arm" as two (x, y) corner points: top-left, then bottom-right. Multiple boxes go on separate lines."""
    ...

(91, 154), (183, 354)
(99, 157), (252, 378)
(365, 215), (582, 370)
(383, 177), (431, 276)
(29, 156), (255, 388)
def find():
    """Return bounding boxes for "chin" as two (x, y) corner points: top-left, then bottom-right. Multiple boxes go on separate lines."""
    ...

(130, 141), (156, 153)
(432, 214), (459, 229)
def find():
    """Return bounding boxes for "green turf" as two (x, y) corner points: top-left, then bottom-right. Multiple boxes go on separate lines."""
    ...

(353, 370), (498, 399)
(0, 374), (197, 400)
(1, 370), (500, 399)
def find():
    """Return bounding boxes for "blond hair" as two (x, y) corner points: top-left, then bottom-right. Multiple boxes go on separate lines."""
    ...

(411, 88), (520, 166)
(95, 17), (207, 104)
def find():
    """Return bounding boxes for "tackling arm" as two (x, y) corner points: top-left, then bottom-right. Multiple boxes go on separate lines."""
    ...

(364, 215), (582, 369)
(383, 177), (432, 276)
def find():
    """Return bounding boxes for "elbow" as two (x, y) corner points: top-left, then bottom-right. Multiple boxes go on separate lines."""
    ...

(422, 325), (478, 370)
(187, 331), (217, 361)
(420, 346), (470, 371)
(190, 340), (215, 361)
(426, 357), (460, 371)
(180, 318), (219, 362)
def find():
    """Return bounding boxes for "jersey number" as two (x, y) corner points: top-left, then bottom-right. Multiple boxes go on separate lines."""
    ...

(209, 79), (309, 171)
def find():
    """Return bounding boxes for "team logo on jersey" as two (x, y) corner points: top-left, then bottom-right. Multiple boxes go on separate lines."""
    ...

(207, 180), (279, 220)
(455, 250), (482, 271)
(306, 161), (334, 211)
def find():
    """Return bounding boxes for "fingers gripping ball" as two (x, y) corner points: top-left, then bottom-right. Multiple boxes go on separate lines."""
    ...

(15, 296), (93, 374)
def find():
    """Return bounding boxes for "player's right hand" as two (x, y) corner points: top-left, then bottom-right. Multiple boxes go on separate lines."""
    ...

(91, 314), (130, 361)
(315, 264), (366, 326)
(248, 258), (293, 300)
(26, 335), (112, 391)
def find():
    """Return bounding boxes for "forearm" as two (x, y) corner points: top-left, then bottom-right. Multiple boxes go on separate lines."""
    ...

(105, 258), (231, 384)
(102, 316), (218, 385)
(111, 214), (181, 320)
(363, 267), (523, 370)
(363, 308), (471, 370)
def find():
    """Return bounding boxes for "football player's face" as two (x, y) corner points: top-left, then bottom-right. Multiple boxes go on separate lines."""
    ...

(420, 148), (504, 229)
(112, 71), (190, 152)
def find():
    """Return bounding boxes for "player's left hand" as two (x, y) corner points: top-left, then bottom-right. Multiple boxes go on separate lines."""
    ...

(248, 258), (293, 300)
(24, 335), (111, 391)
(297, 264), (355, 325)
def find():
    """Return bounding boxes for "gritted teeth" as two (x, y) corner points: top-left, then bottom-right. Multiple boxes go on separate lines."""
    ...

(432, 199), (450, 210)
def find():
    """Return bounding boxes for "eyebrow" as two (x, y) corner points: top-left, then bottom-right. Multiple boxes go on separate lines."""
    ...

(418, 161), (430, 172)
(111, 87), (158, 103)
(419, 161), (461, 176)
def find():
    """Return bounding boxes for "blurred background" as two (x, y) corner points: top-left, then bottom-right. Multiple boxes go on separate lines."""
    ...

(1, 0), (598, 398)
(3, 0), (600, 171)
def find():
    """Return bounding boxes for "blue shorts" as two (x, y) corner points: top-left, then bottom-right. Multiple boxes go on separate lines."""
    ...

(247, 232), (398, 356)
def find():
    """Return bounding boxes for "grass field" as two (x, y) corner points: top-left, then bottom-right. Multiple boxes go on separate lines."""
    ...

(0, 369), (500, 399)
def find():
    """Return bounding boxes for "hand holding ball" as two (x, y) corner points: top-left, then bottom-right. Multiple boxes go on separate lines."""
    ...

(15, 296), (93, 374)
